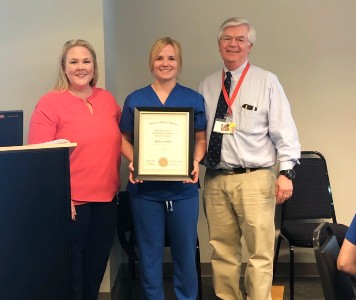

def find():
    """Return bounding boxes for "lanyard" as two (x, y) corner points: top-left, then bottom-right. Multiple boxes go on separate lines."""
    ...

(222, 62), (250, 115)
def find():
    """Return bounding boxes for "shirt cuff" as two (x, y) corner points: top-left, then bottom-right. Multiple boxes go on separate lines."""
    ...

(279, 161), (297, 171)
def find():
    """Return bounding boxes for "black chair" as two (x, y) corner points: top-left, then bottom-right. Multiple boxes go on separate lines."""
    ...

(313, 222), (355, 300)
(117, 190), (203, 300)
(116, 190), (139, 285)
(273, 151), (349, 300)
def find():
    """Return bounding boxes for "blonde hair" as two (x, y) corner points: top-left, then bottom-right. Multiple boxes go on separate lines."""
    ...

(149, 37), (182, 73)
(53, 39), (98, 91)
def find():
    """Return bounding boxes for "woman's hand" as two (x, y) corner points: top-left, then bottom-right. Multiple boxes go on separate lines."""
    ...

(184, 130), (206, 184)
(71, 200), (76, 220)
(128, 161), (143, 184)
(184, 159), (200, 184)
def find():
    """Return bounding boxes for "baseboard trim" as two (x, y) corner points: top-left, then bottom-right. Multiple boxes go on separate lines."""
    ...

(273, 262), (319, 277)
(100, 262), (320, 298)
(98, 292), (111, 300)
(163, 262), (319, 277)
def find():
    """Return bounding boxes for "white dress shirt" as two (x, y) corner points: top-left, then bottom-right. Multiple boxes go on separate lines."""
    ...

(199, 61), (301, 170)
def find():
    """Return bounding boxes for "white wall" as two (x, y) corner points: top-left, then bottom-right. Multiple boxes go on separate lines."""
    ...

(1, 0), (356, 293)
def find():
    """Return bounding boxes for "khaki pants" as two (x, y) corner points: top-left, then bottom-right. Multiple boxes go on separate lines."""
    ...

(203, 168), (276, 300)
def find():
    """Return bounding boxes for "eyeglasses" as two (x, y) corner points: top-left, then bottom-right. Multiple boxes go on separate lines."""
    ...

(220, 36), (250, 45)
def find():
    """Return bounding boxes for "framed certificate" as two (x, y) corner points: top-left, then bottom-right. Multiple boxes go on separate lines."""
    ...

(133, 107), (194, 181)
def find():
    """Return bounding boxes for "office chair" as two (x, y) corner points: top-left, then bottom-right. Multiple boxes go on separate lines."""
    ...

(273, 151), (349, 300)
(117, 190), (203, 300)
(313, 222), (355, 300)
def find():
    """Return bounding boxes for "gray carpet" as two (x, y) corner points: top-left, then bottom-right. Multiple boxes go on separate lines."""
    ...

(115, 275), (353, 299)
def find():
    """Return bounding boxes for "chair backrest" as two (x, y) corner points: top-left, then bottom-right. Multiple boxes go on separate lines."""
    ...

(117, 191), (139, 261)
(282, 151), (337, 221)
(313, 222), (356, 300)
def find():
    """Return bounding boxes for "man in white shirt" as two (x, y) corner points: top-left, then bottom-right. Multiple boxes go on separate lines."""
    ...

(199, 17), (301, 300)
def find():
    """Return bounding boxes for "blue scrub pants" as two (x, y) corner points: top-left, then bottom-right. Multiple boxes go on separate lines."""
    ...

(130, 196), (199, 300)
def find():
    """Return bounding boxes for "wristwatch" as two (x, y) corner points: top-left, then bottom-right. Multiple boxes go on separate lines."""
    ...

(279, 169), (296, 180)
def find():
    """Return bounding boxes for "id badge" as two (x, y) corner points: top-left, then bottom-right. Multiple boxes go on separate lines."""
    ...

(213, 118), (236, 134)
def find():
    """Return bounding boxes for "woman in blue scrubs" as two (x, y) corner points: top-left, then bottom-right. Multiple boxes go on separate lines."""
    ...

(120, 37), (207, 300)
(338, 213), (356, 276)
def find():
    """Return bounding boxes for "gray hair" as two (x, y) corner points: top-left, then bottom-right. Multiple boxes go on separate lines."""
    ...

(217, 17), (256, 45)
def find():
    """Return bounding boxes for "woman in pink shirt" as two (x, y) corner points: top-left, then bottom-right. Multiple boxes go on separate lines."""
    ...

(28, 39), (121, 300)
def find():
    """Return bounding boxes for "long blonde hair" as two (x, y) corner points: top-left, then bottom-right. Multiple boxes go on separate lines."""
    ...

(53, 39), (99, 91)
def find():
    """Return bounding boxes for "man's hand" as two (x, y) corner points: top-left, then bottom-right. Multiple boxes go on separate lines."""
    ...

(275, 175), (293, 204)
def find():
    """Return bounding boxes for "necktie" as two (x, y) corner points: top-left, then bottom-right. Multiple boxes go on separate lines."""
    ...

(206, 71), (232, 167)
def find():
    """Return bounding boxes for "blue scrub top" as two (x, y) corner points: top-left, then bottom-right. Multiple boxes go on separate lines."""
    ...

(346, 214), (356, 245)
(120, 83), (207, 201)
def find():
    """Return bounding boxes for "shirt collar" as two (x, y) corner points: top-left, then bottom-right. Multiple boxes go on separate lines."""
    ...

(224, 61), (249, 79)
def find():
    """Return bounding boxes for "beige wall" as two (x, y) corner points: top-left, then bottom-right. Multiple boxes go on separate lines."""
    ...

(0, 0), (114, 292)
(1, 0), (356, 292)
(0, 0), (106, 140)
(108, 0), (356, 264)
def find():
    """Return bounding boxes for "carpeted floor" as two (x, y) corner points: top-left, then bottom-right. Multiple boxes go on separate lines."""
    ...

(114, 275), (356, 300)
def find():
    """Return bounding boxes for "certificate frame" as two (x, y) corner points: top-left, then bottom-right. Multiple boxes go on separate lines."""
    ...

(133, 107), (194, 181)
